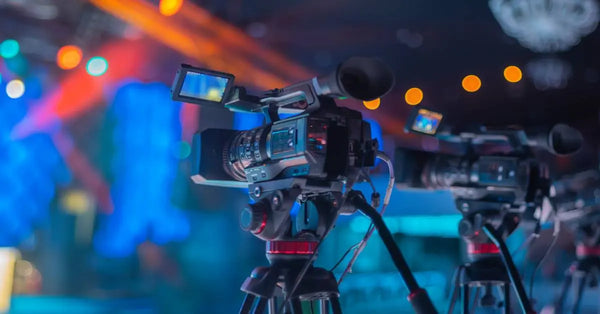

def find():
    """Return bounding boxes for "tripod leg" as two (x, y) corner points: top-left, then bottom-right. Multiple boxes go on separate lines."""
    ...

(572, 274), (587, 314)
(290, 298), (303, 314)
(254, 298), (268, 314)
(330, 297), (343, 314)
(503, 283), (510, 314)
(319, 299), (328, 314)
(447, 287), (459, 314)
(240, 294), (256, 314)
(447, 266), (463, 314)
(447, 285), (459, 314)
(462, 285), (470, 314)
(483, 224), (535, 313)
(269, 298), (277, 314)
(284, 301), (293, 314)
(471, 287), (480, 312)
(554, 266), (573, 313)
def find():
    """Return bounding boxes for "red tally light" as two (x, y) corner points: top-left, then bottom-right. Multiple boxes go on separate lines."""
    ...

(467, 243), (500, 255)
(267, 241), (318, 255)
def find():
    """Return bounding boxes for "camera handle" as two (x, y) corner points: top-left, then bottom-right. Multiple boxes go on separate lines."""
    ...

(347, 190), (438, 314)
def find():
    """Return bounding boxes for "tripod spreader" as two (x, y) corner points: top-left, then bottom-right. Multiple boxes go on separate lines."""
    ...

(347, 190), (438, 314)
(482, 224), (536, 314)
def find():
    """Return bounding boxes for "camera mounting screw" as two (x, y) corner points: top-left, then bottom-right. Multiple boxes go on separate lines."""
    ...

(272, 195), (280, 209)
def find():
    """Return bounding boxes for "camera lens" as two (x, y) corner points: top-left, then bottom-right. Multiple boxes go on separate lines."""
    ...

(224, 125), (271, 181)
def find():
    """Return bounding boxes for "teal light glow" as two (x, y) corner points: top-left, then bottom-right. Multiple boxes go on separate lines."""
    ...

(171, 140), (191, 159)
(337, 271), (447, 313)
(86, 56), (108, 76)
(0, 39), (20, 58)
(350, 214), (461, 238)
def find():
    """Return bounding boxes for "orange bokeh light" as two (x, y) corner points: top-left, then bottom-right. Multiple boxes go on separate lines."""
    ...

(159, 0), (183, 16)
(503, 65), (522, 83)
(363, 98), (381, 110)
(462, 75), (481, 92)
(56, 45), (83, 70)
(404, 87), (423, 105)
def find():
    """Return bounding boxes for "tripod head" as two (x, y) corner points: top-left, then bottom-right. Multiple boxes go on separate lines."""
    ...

(240, 178), (344, 243)
(457, 202), (522, 260)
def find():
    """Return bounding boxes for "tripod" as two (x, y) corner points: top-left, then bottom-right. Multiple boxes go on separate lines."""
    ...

(447, 212), (536, 314)
(448, 243), (521, 314)
(239, 241), (341, 314)
(238, 189), (438, 314)
(553, 245), (600, 314)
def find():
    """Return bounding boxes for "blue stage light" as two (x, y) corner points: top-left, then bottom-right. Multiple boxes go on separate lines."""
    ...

(94, 82), (189, 257)
(0, 88), (69, 246)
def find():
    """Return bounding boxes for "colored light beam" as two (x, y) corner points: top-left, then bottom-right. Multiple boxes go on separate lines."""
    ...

(88, 0), (312, 89)
(11, 39), (153, 138)
(178, 1), (313, 81)
(89, 0), (416, 144)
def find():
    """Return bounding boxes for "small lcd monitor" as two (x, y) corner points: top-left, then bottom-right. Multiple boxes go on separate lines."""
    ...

(172, 64), (235, 107)
(406, 108), (443, 135)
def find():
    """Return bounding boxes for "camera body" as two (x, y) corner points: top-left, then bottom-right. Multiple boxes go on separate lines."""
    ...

(191, 100), (377, 188)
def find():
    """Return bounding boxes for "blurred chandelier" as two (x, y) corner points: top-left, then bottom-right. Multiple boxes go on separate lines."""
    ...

(526, 57), (572, 90)
(489, 0), (600, 52)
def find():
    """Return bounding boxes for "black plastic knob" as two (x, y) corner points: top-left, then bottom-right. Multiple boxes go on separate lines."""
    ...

(240, 203), (267, 234)
(458, 218), (474, 238)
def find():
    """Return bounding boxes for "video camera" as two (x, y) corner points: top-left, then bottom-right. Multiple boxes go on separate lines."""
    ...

(546, 172), (600, 313)
(170, 60), (442, 314)
(551, 170), (600, 222)
(173, 58), (392, 189)
(396, 108), (583, 218)
(395, 107), (584, 255)
(395, 108), (583, 313)
(171, 57), (394, 241)
(550, 170), (600, 254)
